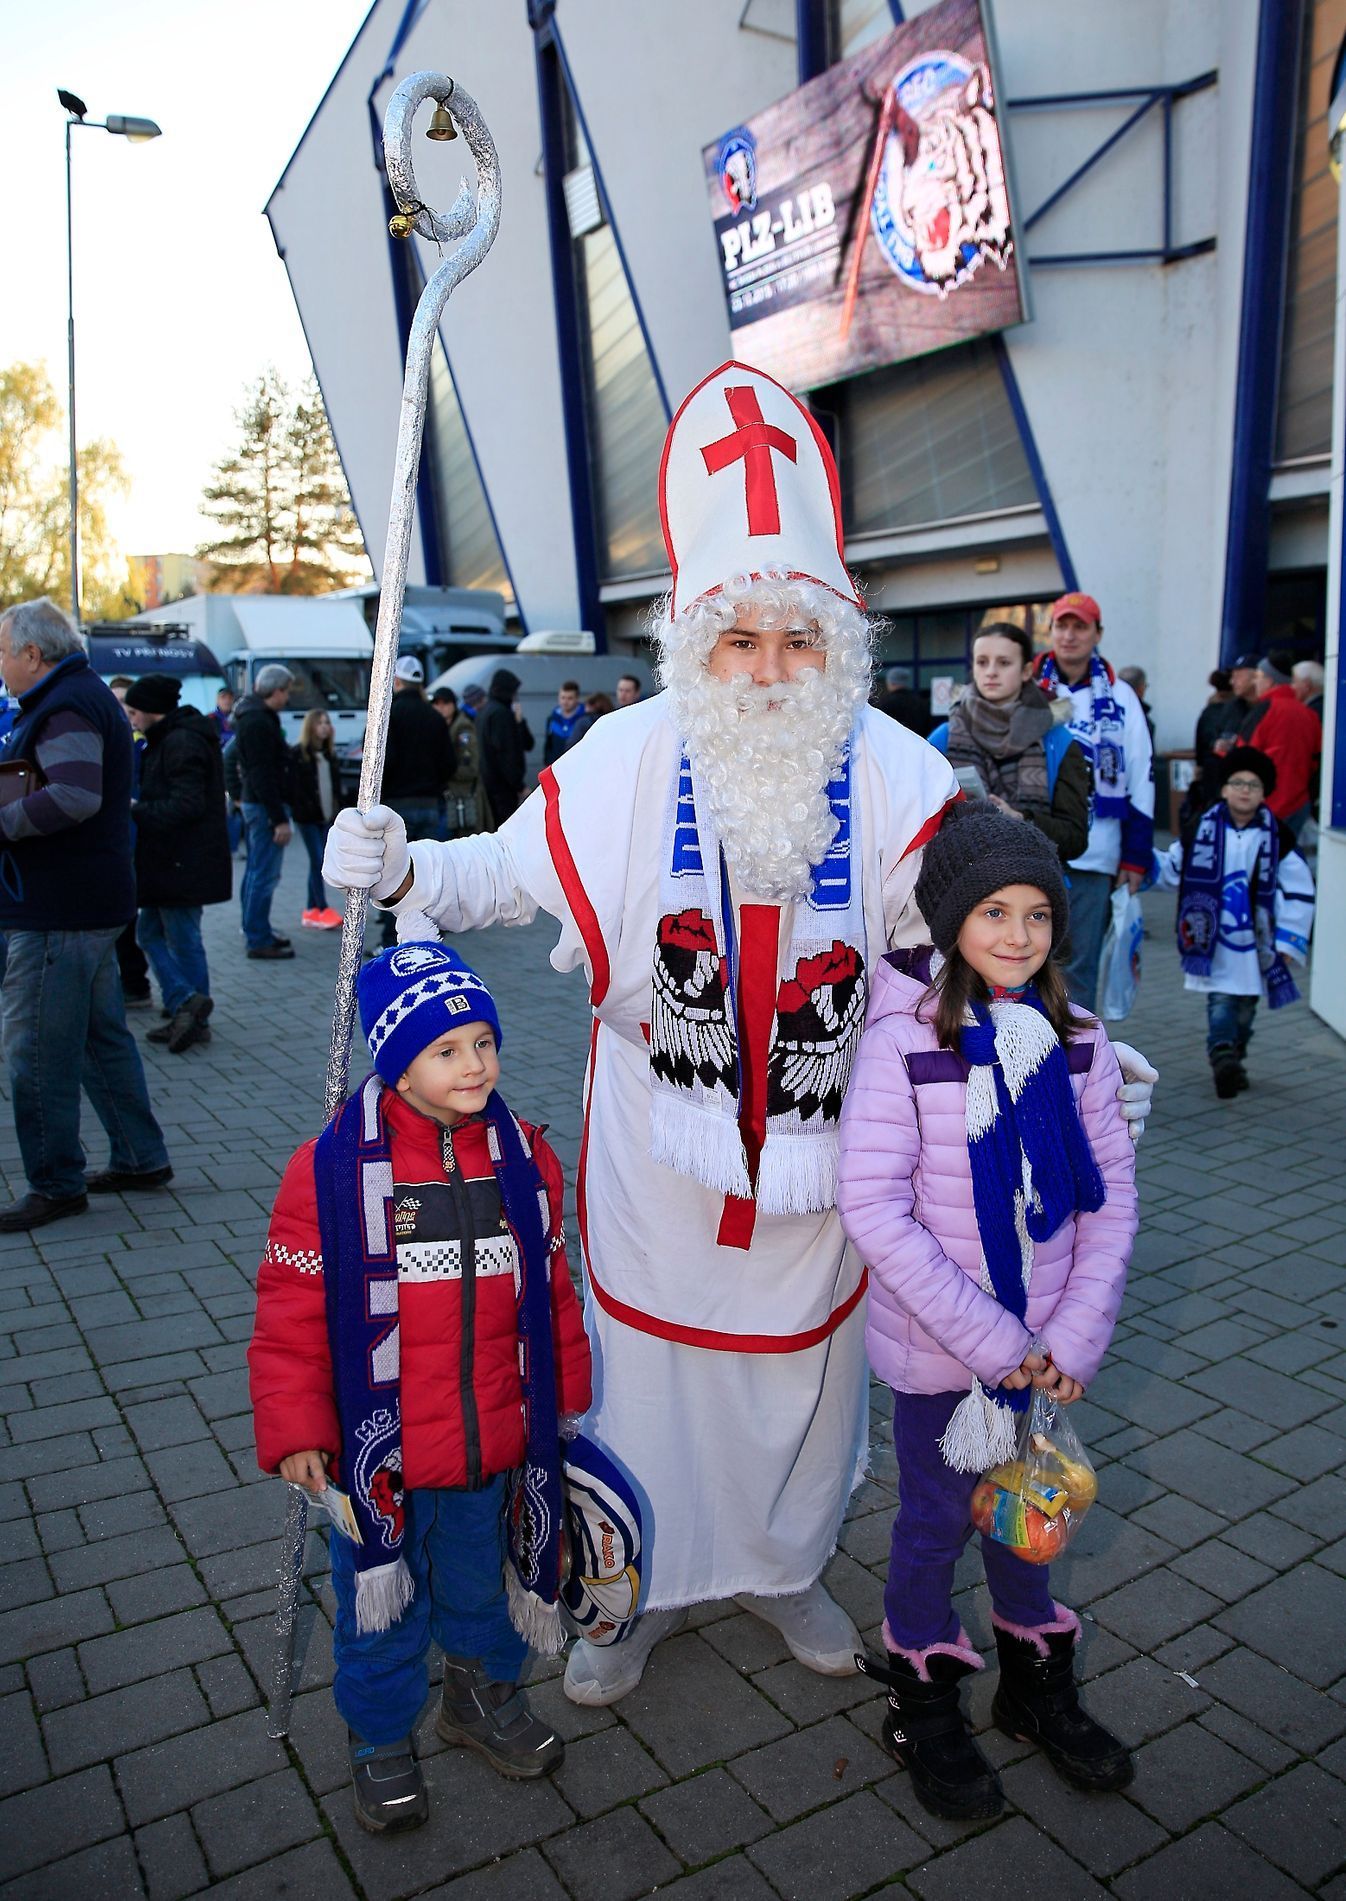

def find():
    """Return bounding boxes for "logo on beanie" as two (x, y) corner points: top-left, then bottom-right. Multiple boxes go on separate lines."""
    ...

(389, 945), (451, 977)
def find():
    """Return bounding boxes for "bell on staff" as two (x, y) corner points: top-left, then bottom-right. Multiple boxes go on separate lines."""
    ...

(427, 102), (456, 142)
(389, 211), (414, 239)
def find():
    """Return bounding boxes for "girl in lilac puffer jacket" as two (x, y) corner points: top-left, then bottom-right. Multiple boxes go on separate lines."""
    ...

(837, 804), (1138, 1826)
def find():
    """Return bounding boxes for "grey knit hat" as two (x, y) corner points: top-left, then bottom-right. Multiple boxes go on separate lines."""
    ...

(914, 802), (1070, 955)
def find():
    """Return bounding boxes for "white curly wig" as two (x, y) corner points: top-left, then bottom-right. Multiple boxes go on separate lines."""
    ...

(652, 571), (874, 902)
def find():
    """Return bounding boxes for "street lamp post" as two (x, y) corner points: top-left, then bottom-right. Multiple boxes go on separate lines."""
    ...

(59, 90), (161, 624)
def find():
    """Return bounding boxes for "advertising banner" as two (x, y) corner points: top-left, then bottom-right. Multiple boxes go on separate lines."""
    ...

(703, 0), (1026, 391)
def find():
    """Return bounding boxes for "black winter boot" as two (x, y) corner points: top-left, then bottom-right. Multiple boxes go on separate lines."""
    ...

(857, 1648), (1003, 1821)
(348, 1732), (428, 1832)
(436, 1655), (563, 1778)
(992, 1619), (1133, 1791)
(1211, 1045), (1245, 1099)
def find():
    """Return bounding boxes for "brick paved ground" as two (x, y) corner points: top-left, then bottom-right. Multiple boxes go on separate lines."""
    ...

(1, 845), (1344, 1898)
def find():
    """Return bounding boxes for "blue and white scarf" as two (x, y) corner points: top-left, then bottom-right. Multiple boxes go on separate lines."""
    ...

(1038, 650), (1128, 818)
(939, 987), (1106, 1473)
(1177, 803), (1298, 1010)
(648, 743), (867, 1217)
(314, 1075), (566, 1648)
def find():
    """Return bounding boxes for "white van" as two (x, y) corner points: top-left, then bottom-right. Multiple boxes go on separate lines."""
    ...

(135, 595), (374, 754)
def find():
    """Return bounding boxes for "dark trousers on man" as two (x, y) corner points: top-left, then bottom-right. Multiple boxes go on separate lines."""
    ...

(2, 927), (169, 1201)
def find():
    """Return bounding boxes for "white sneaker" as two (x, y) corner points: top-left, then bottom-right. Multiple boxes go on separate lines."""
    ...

(562, 1608), (687, 1707)
(733, 1581), (861, 1675)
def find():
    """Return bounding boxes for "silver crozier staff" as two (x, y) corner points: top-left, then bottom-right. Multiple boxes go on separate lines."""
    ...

(266, 70), (502, 1742)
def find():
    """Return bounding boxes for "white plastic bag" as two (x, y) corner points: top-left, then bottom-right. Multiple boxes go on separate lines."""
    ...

(1100, 885), (1143, 1021)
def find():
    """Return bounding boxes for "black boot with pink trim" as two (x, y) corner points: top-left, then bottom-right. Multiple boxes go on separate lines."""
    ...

(856, 1623), (1003, 1822)
(991, 1603), (1133, 1791)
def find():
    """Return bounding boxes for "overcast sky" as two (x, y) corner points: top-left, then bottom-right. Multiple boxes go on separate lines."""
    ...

(1, 0), (374, 560)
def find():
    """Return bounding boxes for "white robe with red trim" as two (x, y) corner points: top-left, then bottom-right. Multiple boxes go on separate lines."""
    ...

(396, 692), (958, 1608)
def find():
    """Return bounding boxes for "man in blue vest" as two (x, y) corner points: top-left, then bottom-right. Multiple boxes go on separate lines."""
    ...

(0, 599), (171, 1230)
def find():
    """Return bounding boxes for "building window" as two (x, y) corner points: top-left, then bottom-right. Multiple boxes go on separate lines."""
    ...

(829, 339), (1038, 536)
(425, 335), (512, 602)
(564, 103), (667, 582)
(1275, 0), (1346, 463)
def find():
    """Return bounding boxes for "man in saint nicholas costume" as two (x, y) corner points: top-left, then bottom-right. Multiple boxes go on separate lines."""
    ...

(324, 362), (1155, 1706)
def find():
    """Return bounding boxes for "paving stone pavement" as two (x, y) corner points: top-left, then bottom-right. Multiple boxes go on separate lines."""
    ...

(1, 846), (1344, 1898)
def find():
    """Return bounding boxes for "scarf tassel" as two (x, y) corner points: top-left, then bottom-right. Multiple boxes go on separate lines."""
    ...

(506, 1563), (567, 1657)
(354, 1557), (416, 1636)
(939, 1381), (1022, 1475)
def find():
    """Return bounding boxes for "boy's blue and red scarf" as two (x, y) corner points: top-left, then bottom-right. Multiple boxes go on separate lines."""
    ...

(313, 1075), (566, 1647)
(1037, 650), (1128, 819)
(1176, 802), (1298, 1009)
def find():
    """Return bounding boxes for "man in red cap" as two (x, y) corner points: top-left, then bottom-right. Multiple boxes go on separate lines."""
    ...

(1035, 594), (1154, 1006)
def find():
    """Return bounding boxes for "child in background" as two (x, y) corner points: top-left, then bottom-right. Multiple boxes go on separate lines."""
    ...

(1155, 747), (1315, 1098)
(249, 944), (591, 1833)
(837, 806), (1138, 1823)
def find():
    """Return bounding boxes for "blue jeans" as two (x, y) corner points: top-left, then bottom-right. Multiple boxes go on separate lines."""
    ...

(1207, 991), (1257, 1058)
(240, 804), (286, 950)
(298, 822), (329, 912)
(329, 1477), (525, 1744)
(2, 927), (169, 1200)
(885, 1389), (1054, 1652)
(137, 905), (209, 1015)
(1062, 868), (1114, 1009)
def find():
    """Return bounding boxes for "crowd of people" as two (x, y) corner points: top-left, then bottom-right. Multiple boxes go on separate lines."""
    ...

(0, 359), (1325, 1847)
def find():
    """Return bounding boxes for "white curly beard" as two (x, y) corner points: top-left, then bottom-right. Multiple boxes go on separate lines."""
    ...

(655, 575), (873, 903)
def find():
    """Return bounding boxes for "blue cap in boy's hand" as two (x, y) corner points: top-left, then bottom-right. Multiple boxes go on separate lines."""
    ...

(358, 942), (503, 1086)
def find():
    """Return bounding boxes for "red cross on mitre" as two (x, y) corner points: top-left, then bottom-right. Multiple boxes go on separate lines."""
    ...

(700, 387), (798, 537)
(659, 361), (859, 616)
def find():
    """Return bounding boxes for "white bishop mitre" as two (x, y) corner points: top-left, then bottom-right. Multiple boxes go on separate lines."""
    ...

(659, 361), (861, 616)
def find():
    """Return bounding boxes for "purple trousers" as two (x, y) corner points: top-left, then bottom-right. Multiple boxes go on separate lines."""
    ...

(885, 1388), (1055, 1651)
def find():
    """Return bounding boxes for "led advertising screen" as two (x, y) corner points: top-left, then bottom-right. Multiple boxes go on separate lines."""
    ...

(702, 0), (1026, 391)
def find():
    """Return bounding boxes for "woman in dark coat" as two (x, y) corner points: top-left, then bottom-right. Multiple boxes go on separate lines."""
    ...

(126, 675), (232, 1052)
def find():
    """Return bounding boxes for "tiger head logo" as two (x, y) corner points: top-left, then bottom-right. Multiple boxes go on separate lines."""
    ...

(872, 54), (1013, 299)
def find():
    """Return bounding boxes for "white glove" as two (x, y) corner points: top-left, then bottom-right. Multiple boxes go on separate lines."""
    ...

(322, 805), (410, 902)
(1110, 1040), (1159, 1145)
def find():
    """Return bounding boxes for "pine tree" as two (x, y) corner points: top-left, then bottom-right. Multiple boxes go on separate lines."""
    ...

(198, 370), (368, 594)
(283, 378), (367, 593)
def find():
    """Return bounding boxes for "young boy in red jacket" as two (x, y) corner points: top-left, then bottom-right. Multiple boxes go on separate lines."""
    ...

(249, 942), (591, 1834)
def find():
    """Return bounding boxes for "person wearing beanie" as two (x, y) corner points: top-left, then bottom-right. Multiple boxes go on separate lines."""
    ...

(1034, 593), (1155, 1006)
(1154, 747), (1315, 1097)
(126, 674), (232, 1055)
(249, 939), (591, 1833)
(1234, 650), (1323, 837)
(837, 799), (1138, 1822)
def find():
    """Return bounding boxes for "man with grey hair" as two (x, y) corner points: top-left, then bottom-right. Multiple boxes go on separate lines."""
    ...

(232, 664), (295, 959)
(1293, 659), (1325, 720)
(0, 598), (171, 1230)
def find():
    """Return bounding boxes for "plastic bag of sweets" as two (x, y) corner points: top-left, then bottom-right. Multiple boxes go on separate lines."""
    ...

(970, 1390), (1098, 1564)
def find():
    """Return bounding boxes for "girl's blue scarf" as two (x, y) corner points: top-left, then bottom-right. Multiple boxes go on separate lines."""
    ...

(313, 1075), (566, 1648)
(1038, 650), (1128, 818)
(1177, 802), (1298, 1009)
(940, 983), (1106, 1472)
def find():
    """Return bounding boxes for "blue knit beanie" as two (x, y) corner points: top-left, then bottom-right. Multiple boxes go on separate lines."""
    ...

(357, 942), (503, 1086)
